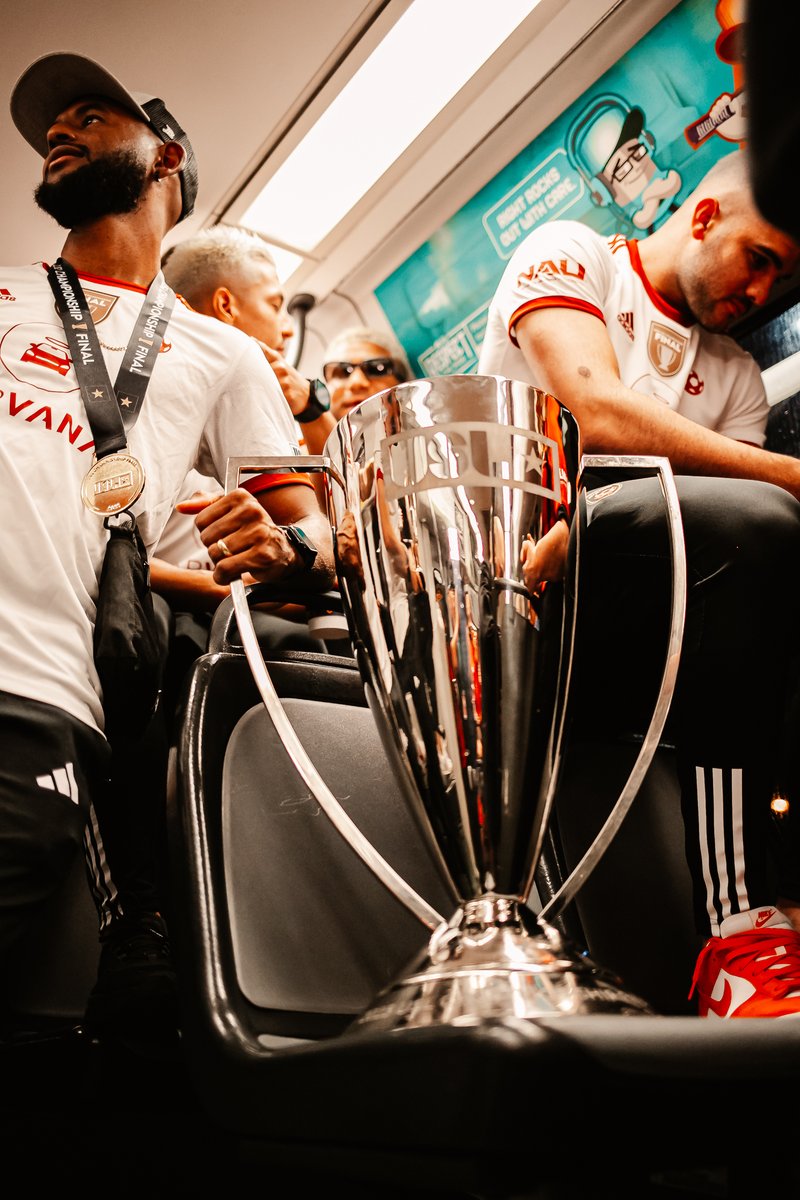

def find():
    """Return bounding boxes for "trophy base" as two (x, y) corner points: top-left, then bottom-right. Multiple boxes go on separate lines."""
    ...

(349, 896), (653, 1032)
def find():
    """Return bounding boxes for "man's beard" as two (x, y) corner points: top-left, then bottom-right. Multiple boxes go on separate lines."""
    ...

(34, 149), (150, 229)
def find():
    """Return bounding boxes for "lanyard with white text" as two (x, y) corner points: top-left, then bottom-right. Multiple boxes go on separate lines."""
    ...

(47, 258), (176, 515)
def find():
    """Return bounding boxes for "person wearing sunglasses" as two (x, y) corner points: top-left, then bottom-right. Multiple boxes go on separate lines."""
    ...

(284, 325), (413, 458)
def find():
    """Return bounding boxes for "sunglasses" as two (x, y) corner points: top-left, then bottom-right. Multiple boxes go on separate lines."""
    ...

(323, 357), (398, 384)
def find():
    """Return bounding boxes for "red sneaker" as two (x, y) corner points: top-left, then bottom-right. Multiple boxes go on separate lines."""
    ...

(690, 927), (800, 1018)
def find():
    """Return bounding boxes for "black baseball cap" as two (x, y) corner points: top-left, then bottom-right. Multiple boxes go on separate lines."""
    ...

(10, 52), (198, 222)
(610, 106), (645, 158)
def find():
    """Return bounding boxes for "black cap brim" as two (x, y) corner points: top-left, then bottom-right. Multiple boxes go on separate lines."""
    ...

(611, 107), (645, 158)
(10, 51), (197, 221)
(10, 52), (153, 157)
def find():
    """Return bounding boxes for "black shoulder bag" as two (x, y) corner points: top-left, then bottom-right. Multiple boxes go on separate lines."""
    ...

(93, 509), (163, 739)
(48, 259), (176, 741)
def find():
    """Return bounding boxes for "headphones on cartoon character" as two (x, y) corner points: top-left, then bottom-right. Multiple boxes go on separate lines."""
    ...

(565, 94), (656, 208)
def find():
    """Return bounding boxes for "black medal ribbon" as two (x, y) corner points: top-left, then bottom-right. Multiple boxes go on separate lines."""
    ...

(47, 257), (176, 459)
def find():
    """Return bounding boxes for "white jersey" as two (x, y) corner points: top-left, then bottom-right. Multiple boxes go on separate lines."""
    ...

(0, 262), (301, 733)
(477, 220), (767, 445)
(154, 469), (220, 571)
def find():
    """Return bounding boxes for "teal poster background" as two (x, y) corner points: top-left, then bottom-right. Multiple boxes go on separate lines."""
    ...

(374, 0), (745, 376)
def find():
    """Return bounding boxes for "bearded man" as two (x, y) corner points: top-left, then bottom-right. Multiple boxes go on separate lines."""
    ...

(0, 53), (333, 1035)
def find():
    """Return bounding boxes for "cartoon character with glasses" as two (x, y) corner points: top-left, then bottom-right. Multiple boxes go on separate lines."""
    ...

(567, 93), (682, 234)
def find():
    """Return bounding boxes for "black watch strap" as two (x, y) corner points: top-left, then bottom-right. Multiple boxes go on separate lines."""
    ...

(279, 524), (318, 570)
(296, 378), (331, 424)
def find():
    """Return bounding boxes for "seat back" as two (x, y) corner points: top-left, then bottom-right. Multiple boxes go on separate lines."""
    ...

(168, 646), (455, 1045)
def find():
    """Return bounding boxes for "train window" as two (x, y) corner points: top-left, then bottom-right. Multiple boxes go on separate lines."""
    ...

(737, 294), (800, 458)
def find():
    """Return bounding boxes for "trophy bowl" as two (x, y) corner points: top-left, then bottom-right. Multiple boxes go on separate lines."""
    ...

(319, 374), (669, 1029)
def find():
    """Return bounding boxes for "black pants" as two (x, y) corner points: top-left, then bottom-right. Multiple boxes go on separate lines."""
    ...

(0, 693), (110, 957)
(0, 684), (175, 970)
(570, 475), (800, 937)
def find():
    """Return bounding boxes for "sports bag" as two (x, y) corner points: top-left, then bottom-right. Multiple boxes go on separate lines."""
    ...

(93, 512), (164, 741)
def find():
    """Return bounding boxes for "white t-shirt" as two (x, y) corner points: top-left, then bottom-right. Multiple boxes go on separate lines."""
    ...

(477, 220), (767, 445)
(0, 262), (301, 733)
(154, 469), (220, 571)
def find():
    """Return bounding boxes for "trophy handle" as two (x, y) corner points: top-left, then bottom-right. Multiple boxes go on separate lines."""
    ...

(223, 456), (447, 931)
(537, 454), (687, 923)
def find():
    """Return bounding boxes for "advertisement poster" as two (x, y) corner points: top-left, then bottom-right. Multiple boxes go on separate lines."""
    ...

(375, 0), (746, 376)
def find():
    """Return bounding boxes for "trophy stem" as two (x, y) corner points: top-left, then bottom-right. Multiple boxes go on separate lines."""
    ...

(348, 894), (652, 1033)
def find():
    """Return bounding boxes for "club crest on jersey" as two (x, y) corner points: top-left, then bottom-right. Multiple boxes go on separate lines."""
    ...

(647, 322), (688, 377)
(83, 290), (117, 324)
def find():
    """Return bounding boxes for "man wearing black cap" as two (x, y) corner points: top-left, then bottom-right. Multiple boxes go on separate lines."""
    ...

(12, 51), (200, 228)
(0, 53), (333, 1035)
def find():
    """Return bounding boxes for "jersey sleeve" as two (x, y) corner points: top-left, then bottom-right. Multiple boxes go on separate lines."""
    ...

(496, 221), (613, 346)
(194, 337), (303, 484)
(244, 471), (314, 495)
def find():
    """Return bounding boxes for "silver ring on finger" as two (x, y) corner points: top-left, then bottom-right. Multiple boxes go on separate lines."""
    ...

(217, 537), (233, 558)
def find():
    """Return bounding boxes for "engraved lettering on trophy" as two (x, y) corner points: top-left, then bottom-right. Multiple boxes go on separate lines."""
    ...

(381, 421), (558, 502)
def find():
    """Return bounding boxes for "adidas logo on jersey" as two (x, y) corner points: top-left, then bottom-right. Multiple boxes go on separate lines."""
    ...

(0, 287), (16, 301)
(617, 311), (634, 340)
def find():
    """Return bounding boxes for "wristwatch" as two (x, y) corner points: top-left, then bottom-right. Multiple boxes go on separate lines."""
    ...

(296, 378), (331, 424)
(279, 524), (319, 571)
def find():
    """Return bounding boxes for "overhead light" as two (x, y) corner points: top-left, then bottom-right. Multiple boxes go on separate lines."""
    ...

(239, 0), (542, 254)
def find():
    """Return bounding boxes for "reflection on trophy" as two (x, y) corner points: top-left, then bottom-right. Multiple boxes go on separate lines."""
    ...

(318, 374), (682, 1029)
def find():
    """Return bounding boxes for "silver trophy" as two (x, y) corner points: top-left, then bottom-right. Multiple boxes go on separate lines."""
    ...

(227, 374), (685, 1029)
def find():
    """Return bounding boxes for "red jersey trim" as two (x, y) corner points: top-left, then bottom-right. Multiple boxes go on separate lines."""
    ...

(40, 262), (148, 293)
(626, 240), (692, 327)
(509, 296), (604, 346)
(244, 471), (314, 495)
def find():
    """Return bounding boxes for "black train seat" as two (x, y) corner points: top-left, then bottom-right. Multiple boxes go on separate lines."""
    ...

(165, 585), (800, 1198)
